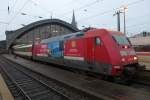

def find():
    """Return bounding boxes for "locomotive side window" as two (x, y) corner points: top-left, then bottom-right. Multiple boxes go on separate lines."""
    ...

(95, 37), (101, 46)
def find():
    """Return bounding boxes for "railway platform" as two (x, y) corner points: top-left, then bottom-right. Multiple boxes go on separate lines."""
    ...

(0, 73), (14, 100)
(139, 62), (150, 70)
(3, 54), (150, 100)
(138, 54), (150, 70)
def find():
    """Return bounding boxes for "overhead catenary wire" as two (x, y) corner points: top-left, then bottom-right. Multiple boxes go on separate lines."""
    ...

(7, 0), (18, 14)
(11, 0), (19, 13)
(21, 0), (52, 19)
(127, 0), (144, 6)
(57, 0), (102, 17)
(20, 12), (44, 19)
(78, 0), (145, 22)
(29, 0), (52, 14)
(5, 0), (52, 30)
(5, 0), (102, 27)
(78, 10), (113, 22)
(84, 14), (150, 31)
(123, 21), (150, 36)
(5, 0), (146, 30)
(25, 0), (144, 22)
(6, 0), (30, 29)
(126, 21), (150, 29)
(126, 22), (150, 37)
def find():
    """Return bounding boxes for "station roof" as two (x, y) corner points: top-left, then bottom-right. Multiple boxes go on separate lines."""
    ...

(0, 40), (6, 49)
(5, 19), (79, 49)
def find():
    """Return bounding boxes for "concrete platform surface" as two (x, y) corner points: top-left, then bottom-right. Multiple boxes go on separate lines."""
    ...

(139, 62), (150, 70)
(0, 74), (14, 100)
(0, 94), (2, 100)
(3, 54), (150, 100)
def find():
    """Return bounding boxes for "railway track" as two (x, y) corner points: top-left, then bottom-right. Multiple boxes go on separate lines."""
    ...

(135, 69), (150, 85)
(0, 54), (150, 100)
(129, 69), (150, 92)
(0, 56), (98, 100)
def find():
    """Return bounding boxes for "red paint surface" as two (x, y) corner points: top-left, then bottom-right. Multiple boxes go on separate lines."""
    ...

(31, 28), (138, 76)
(64, 38), (84, 57)
(84, 29), (138, 76)
(84, 38), (95, 63)
(84, 29), (121, 65)
(33, 44), (48, 56)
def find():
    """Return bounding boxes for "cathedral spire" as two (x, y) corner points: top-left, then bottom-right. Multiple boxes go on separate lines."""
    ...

(71, 10), (77, 28)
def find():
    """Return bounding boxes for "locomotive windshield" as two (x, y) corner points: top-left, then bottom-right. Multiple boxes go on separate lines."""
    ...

(112, 35), (130, 45)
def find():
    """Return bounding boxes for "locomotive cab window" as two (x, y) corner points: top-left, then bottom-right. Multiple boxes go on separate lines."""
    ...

(95, 37), (101, 46)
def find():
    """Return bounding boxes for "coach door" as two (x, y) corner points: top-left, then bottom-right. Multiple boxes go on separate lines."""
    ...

(94, 37), (102, 61)
(85, 37), (95, 64)
(94, 36), (108, 63)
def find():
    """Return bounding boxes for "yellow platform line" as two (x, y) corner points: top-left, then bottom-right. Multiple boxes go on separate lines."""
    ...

(0, 74), (14, 100)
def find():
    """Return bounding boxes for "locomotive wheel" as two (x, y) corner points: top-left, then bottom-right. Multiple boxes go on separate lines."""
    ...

(114, 66), (137, 85)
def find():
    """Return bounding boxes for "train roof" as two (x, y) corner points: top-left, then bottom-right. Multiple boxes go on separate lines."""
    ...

(85, 28), (125, 37)
(41, 28), (127, 43)
(41, 31), (84, 43)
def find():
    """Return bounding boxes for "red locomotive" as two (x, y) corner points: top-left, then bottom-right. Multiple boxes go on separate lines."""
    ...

(13, 28), (139, 81)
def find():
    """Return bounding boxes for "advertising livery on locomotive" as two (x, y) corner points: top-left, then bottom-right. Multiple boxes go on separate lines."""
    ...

(13, 28), (139, 81)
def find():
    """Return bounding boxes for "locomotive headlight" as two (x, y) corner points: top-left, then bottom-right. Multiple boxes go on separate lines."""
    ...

(121, 58), (125, 62)
(134, 56), (137, 60)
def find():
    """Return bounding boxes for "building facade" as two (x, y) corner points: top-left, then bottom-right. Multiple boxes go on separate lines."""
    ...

(15, 23), (76, 45)
(5, 19), (79, 49)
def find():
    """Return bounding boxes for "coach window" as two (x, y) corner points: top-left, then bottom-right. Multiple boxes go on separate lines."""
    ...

(95, 37), (101, 46)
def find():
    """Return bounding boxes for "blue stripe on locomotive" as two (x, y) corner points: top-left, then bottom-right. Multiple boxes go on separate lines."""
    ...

(48, 41), (63, 58)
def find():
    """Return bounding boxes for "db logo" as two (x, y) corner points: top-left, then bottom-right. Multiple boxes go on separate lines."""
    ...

(71, 41), (76, 48)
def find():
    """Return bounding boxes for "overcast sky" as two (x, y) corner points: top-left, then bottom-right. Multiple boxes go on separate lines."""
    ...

(0, 0), (150, 40)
